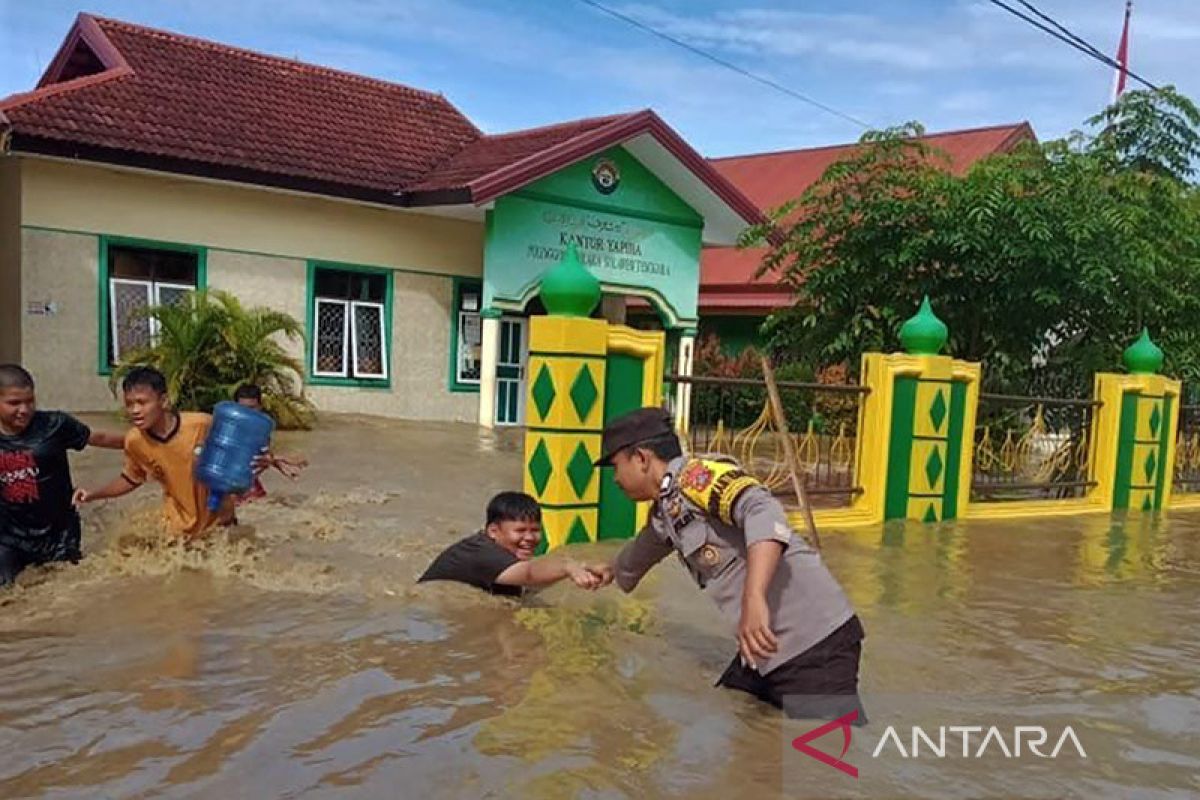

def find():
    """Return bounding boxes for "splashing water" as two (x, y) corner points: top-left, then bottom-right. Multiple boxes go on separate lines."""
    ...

(0, 415), (1198, 798)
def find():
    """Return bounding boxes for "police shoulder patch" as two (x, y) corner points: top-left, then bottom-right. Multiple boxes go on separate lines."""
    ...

(678, 458), (760, 525)
(679, 460), (715, 492)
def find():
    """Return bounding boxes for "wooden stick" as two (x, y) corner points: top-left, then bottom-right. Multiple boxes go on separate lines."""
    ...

(760, 355), (821, 551)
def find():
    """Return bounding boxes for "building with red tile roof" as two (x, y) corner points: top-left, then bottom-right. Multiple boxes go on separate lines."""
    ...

(1, 13), (763, 431)
(690, 123), (1037, 351)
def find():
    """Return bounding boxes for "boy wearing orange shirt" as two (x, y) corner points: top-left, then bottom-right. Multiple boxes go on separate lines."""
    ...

(74, 367), (234, 538)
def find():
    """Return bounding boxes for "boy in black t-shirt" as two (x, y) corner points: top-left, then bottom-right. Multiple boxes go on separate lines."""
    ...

(419, 492), (609, 596)
(0, 364), (124, 585)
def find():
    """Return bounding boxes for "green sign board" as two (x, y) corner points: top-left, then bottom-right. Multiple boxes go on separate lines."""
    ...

(482, 147), (703, 327)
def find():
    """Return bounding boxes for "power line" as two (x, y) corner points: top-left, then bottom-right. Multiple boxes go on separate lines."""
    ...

(1012, 0), (1110, 63)
(986, 0), (1159, 91)
(573, 0), (872, 130)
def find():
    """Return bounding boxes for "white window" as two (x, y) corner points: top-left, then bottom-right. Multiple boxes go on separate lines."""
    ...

(454, 282), (482, 386)
(106, 244), (199, 363)
(310, 268), (389, 381)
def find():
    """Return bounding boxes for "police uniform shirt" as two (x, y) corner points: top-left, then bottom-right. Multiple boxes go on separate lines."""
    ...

(614, 456), (855, 675)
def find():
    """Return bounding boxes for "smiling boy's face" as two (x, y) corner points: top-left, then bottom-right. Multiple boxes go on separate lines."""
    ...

(486, 518), (542, 561)
(0, 386), (35, 435)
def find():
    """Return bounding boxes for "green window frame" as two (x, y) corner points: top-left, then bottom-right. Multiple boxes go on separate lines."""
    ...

(97, 235), (208, 375)
(448, 277), (484, 393)
(305, 261), (394, 388)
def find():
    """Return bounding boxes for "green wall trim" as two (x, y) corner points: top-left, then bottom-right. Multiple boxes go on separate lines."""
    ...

(22, 224), (478, 283)
(539, 502), (601, 511)
(884, 376), (918, 520)
(448, 276), (483, 393)
(942, 380), (968, 521)
(96, 234), (209, 376)
(304, 260), (394, 389)
(1154, 395), (1174, 510)
(1112, 392), (1139, 510)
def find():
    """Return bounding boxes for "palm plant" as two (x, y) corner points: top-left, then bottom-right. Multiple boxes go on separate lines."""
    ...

(111, 290), (315, 429)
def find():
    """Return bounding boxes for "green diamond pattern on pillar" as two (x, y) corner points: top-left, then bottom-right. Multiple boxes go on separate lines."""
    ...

(531, 365), (556, 421)
(1144, 449), (1157, 483)
(566, 515), (591, 545)
(569, 365), (599, 422)
(924, 446), (944, 489)
(923, 504), (938, 522)
(566, 442), (595, 498)
(528, 439), (553, 495)
(1142, 494), (1153, 511)
(929, 389), (947, 433)
(1149, 404), (1162, 439)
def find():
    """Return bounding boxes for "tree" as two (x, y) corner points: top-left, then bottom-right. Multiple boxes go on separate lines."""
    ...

(111, 290), (316, 429)
(1087, 86), (1200, 181)
(743, 88), (1200, 397)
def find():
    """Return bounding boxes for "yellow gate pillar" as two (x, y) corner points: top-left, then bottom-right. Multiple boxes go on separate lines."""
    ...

(523, 244), (607, 552)
(853, 297), (980, 523)
(1090, 330), (1181, 512)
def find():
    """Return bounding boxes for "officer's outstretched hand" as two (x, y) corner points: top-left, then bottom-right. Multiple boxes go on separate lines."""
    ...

(587, 562), (615, 588)
(565, 561), (606, 590)
(738, 594), (778, 668)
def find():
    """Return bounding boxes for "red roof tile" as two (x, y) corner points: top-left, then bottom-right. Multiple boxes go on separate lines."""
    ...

(1, 14), (764, 232)
(2, 13), (480, 195)
(699, 123), (1036, 311)
(410, 113), (635, 192)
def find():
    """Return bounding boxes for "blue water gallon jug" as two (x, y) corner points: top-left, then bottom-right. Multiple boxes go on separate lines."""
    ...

(195, 401), (275, 511)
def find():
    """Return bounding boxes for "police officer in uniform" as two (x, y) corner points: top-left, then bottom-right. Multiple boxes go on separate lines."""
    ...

(593, 407), (866, 723)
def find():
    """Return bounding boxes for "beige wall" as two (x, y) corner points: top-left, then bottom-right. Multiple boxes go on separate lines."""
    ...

(0, 157), (20, 362)
(205, 251), (476, 421)
(16, 160), (483, 422)
(20, 229), (113, 410)
(205, 250), (308, 363)
(20, 157), (484, 277)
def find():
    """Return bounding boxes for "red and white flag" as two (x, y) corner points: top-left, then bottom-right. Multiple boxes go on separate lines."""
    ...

(1112, 0), (1132, 100)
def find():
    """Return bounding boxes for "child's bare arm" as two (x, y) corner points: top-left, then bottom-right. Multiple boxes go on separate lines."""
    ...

(272, 453), (308, 480)
(73, 474), (139, 505)
(87, 430), (126, 449)
(494, 557), (606, 590)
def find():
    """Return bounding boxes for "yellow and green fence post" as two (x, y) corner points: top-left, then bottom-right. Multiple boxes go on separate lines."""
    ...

(523, 244), (607, 552)
(853, 297), (981, 524)
(1090, 330), (1181, 512)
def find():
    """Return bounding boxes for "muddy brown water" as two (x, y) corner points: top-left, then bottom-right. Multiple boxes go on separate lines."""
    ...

(1, 415), (1197, 799)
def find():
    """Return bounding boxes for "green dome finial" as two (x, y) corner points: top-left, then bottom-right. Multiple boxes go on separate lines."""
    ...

(539, 243), (601, 318)
(899, 295), (948, 355)
(1123, 328), (1164, 374)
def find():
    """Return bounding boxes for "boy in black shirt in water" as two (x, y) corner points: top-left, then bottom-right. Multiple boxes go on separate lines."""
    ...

(0, 364), (124, 585)
(420, 492), (610, 596)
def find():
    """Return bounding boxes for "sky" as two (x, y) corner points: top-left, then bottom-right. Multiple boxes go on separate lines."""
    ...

(1, 0), (1197, 157)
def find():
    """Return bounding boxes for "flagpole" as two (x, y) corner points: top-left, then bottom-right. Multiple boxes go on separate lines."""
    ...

(1112, 0), (1132, 102)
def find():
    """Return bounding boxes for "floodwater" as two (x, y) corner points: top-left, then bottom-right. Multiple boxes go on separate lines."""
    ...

(1, 415), (1198, 799)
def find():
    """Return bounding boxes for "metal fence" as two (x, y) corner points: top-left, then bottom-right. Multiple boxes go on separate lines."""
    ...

(666, 374), (868, 509)
(971, 393), (1098, 501)
(1173, 404), (1200, 494)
